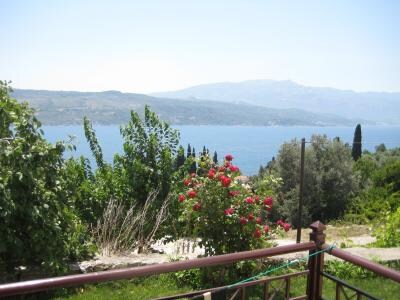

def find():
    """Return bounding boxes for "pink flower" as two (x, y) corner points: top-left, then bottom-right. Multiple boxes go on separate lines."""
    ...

(264, 225), (269, 234)
(178, 194), (185, 202)
(187, 190), (196, 199)
(190, 173), (197, 178)
(256, 217), (262, 224)
(248, 213), (254, 221)
(225, 154), (234, 161)
(183, 179), (191, 186)
(245, 197), (255, 204)
(218, 166), (226, 172)
(239, 217), (248, 225)
(224, 207), (235, 215)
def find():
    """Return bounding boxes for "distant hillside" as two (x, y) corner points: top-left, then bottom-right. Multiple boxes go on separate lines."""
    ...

(11, 89), (361, 126)
(152, 80), (400, 124)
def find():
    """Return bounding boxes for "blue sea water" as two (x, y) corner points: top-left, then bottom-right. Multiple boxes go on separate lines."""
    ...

(42, 125), (400, 175)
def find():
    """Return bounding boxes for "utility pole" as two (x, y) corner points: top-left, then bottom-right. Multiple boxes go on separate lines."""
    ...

(296, 138), (306, 243)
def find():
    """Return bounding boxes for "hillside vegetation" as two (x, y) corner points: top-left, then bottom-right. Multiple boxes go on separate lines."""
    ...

(12, 89), (358, 126)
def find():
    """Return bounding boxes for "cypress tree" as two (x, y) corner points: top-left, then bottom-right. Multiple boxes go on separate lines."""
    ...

(352, 124), (362, 161)
(187, 144), (192, 158)
(213, 151), (218, 165)
(176, 145), (185, 169)
(190, 147), (197, 173)
(202, 146), (207, 156)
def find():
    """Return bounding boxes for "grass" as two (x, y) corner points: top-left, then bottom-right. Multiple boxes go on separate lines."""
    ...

(49, 262), (400, 300)
(52, 275), (192, 300)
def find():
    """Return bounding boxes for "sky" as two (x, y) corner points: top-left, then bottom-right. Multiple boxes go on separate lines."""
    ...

(1, 0), (399, 93)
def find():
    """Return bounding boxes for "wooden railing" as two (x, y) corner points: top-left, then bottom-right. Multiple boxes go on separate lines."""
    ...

(0, 221), (399, 299)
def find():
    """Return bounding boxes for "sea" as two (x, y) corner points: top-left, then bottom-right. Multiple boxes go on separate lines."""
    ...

(42, 125), (400, 175)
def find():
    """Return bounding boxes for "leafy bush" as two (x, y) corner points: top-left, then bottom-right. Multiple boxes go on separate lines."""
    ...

(0, 81), (93, 275)
(177, 154), (285, 256)
(258, 135), (358, 227)
(374, 207), (400, 247)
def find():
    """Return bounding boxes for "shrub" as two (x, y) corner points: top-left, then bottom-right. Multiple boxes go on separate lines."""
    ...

(0, 81), (93, 275)
(178, 154), (285, 256)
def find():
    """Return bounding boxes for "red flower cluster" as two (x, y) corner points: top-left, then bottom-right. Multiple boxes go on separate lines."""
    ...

(245, 197), (255, 204)
(253, 228), (262, 238)
(178, 194), (186, 202)
(208, 168), (216, 179)
(224, 207), (235, 215)
(229, 165), (239, 172)
(239, 216), (248, 225)
(277, 219), (291, 232)
(225, 154), (234, 161)
(219, 175), (231, 187)
(263, 196), (273, 211)
(187, 190), (197, 199)
(228, 190), (240, 197)
(193, 202), (202, 211)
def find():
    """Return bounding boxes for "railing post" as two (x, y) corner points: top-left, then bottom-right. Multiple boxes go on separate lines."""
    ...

(307, 221), (326, 300)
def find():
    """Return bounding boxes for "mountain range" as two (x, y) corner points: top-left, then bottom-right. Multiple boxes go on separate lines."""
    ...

(12, 79), (399, 126)
(153, 80), (400, 124)
(11, 88), (358, 126)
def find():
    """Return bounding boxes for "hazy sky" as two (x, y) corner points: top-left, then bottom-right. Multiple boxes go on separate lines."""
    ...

(1, 0), (399, 93)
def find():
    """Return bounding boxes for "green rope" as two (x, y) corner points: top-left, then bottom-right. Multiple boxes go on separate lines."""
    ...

(228, 243), (336, 289)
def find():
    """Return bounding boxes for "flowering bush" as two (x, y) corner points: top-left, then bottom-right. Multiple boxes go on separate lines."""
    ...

(178, 154), (280, 255)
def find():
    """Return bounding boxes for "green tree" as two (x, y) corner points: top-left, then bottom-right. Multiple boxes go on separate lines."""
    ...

(175, 145), (185, 169)
(352, 124), (362, 161)
(189, 147), (197, 173)
(213, 151), (218, 165)
(267, 135), (358, 226)
(0, 81), (92, 275)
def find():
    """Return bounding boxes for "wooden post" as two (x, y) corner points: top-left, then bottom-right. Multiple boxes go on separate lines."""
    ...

(296, 138), (306, 243)
(307, 221), (326, 300)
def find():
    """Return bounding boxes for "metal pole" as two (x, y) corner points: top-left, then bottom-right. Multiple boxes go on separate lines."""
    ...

(296, 138), (306, 243)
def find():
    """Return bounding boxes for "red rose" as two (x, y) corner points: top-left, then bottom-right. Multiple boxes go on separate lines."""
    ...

(178, 194), (185, 202)
(225, 161), (231, 167)
(277, 219), (284, 226)
(224, 207), (235, 215)
(239, 217), (248, 225)
(228, 190), (240, 197)
(256, 217), (262, 224)
(264, 225), (269, 234)
(183, 179), (191, 186)
(218, 166), (226, 172)
(225, 154), (234, 161)
(283, 223), (291, 232)
(245, 197), (254, 204)
(193, 202), (202, 211)
(220, 175), (231, 187)
(254, 195), (260, 203)
(208, 169), (216, 179)
(263, 196), (273, 206)
(253, 228), (262, 238)
(229, 165), (239, 172)
(187, 190), (196, 198)
(248, 213), (254, 221)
